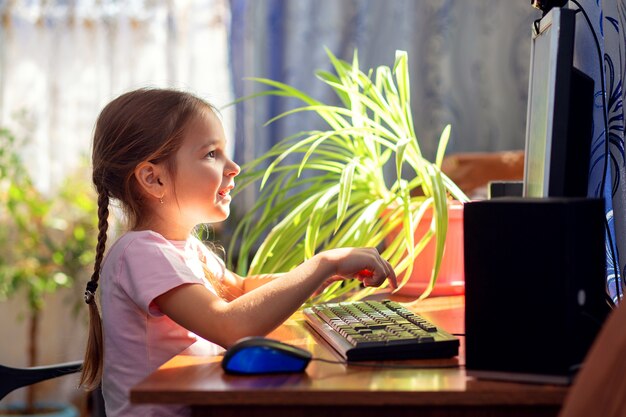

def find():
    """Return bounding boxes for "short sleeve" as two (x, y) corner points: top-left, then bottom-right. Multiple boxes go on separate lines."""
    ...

(117, 233), (203, 316)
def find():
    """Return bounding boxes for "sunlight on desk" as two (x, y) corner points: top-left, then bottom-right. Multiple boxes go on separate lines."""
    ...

(159, 355), (222, 371)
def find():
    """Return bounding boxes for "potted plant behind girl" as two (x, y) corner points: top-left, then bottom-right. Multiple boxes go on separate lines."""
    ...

(0, 128), (97, 416)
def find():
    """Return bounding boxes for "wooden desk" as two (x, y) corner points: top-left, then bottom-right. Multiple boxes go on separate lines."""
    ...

(131, 296), (567, 417)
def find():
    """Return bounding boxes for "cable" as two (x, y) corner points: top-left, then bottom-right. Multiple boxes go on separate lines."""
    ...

(569, 0), (622, 303)
(452, 333), (465, 337)
(311, 357), (464, 370)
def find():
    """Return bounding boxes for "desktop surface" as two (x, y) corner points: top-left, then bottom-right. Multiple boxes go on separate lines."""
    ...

(131, 295), (567, 417)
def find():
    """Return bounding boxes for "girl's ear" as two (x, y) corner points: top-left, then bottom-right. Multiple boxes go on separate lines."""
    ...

(134, 161), (167, 200)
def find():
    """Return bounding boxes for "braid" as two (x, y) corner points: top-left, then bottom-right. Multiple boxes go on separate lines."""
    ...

(84, 191), (109, 303)
(79, 189), (108, 390)
(92, 193), (110, 281)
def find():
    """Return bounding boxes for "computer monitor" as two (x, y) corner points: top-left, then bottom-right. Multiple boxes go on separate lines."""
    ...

(523, 7), (594, 198)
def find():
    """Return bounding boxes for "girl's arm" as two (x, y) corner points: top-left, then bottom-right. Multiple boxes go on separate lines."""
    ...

(241, 273), (283, 292)
(222, 269), (283, 294)
(154, 247), (396, 348)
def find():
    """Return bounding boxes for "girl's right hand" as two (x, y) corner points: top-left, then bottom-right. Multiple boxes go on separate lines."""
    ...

(316, 247), (398, 289)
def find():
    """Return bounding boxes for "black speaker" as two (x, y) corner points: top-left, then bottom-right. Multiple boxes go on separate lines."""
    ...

(464, 198), (611, 384)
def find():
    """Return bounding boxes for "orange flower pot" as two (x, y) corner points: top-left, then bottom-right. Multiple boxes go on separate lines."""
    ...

(386, 202), (464, 297)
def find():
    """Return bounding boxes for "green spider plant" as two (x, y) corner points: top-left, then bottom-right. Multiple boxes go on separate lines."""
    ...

(228, 49), (468, 302)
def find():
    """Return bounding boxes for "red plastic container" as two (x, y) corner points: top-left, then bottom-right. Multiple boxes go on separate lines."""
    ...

(386, 202), (465, 297)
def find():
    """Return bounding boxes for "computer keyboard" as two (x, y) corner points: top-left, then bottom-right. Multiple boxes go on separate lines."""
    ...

(303, 299), (459, 361)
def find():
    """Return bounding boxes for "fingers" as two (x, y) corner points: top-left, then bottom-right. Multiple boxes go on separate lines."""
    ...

(383, 259), (398, 289)
(358, 248), (397, 289)
(321, 247), (397, 289)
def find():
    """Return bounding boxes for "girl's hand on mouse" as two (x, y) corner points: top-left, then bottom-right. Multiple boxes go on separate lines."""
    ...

(316, 247), (397, 289)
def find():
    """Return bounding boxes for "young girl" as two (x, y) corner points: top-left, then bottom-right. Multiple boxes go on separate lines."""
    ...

(79, 88), (396, 417)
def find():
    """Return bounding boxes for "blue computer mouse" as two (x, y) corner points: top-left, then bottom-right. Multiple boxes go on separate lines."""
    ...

(221, 336), (312, 375)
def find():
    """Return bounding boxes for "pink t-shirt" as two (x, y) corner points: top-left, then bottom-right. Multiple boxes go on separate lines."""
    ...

(101, 230), (224, 417)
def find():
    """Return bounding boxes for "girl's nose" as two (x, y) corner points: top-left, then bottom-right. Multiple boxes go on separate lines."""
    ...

(225, 159), (240, 177)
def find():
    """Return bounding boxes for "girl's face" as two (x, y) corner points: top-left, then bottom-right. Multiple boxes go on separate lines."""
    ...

(169, 109), (240, 227)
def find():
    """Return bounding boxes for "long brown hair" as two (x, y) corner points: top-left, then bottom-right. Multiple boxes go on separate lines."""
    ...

(80, 88), (217, 390)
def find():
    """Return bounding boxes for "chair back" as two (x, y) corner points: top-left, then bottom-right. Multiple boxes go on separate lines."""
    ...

(0, 360), (82, 400)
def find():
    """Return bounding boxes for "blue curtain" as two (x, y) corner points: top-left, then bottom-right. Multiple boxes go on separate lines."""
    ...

(575, 0), (626, 303)
(229, 1), (536, 163)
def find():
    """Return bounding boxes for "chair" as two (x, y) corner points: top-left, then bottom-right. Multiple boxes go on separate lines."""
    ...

(0, 360), (106, 416)
(0, 360), (82, 401)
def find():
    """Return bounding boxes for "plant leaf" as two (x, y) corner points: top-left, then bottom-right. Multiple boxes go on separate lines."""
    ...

(435, 124), (452, 168)
(336, 158), (358, 233)
(305, 184), (341, 259)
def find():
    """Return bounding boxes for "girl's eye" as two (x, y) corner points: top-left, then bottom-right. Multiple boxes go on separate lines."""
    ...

(206, 150), (216, 159)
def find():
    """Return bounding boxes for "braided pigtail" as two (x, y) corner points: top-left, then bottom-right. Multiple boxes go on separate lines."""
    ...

(79, 190), (109, 390)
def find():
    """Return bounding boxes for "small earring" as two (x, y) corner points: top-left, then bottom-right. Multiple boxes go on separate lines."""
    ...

(159, 196), (164, 204)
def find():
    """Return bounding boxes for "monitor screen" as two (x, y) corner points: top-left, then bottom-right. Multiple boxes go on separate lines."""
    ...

(523, 7), (594, 198)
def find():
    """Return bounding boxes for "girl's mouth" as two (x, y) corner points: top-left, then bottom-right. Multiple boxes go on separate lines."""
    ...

(218, 184), (234, 198)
